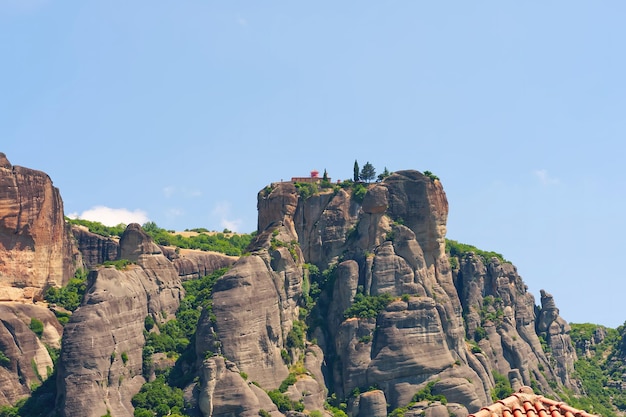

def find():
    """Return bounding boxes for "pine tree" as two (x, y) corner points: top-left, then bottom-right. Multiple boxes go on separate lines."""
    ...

(377, 167), (390, 182)
(360, 162), (376, 183)
(353, 160), (360, 182)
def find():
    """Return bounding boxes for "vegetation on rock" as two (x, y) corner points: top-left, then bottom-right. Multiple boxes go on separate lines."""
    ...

(344, 293), (394, 319)
(131, 375), (186, 417)
(67, 218), (254, 256)
(44, 268), (88, 313)
(559, 323), (626, 417)
(446, 238), (508, 264)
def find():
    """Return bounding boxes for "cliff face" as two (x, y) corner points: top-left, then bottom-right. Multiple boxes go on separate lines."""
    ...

(0, 155), (580, 417)
(0, 153), (77, 301)
(196, 170), (575, 415)
(57, 224), (184, 417)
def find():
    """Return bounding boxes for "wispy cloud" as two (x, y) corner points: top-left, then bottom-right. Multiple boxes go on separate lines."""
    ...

(68, 206), (149, 227)
(237, 17), (248, 26)
(533, 169), (560, 186)
(211, 201), (243, 232)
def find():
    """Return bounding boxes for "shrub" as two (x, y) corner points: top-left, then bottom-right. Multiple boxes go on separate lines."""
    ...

(44, 268), (88, 312)
(0, 351), (10, 367)
(413, 380), (447, 404)
(66, 218), (126, 237)
(351, 183), (368, 203)
(446, 239), (507, 264)
(144, 315), (155, 331)
(491, 371), (513, 401)
(423, 170), (439, 182)
(279, 373), (297, 393)
(131, 375), (184, 416)
(344, 293), (394, 319)
(29, 318), (44, 338)
(474, 326), (487, 342)
(286, 320), (306, 350)
(267, 390), (303, 412)
(121, 352), (129, 365)
(103, 259), (134, 270)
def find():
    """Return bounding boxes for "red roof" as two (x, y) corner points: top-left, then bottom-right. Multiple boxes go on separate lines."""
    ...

(470, 387), (598, 417)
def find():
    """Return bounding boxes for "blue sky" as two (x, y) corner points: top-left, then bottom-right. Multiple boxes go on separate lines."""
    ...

(2, 2), (625, 327)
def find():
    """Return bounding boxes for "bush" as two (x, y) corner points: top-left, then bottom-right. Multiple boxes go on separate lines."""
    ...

(474, 326), (487, 342)
(491, 371), (513, 401)
(103, 259), (134, 270)
(279, 373), (297, 393)
(267, 390), (304, 412)
(446, 239), (507, 264)
(44, 268), (88, 312)
(423, 170), (439, 182)
(29, 318), (44, 338)
(351, 183), (368, 203)
(413, 380), (447, 403)
(0, 351), (9, 367)
(294, 182), (318, 200)
(344, 293), (394, 319)
(144, 315), (155, 331)
(66, 218), (126, 237)
(286, 321), (306, 350)
(131, 375), (185, 417)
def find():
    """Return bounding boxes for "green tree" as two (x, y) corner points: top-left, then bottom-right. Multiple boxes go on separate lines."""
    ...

(360, 162), (376, 183)
(353, 160), (360, 182)
(377, 167), (390, 182)
(323, 169), (329, 182)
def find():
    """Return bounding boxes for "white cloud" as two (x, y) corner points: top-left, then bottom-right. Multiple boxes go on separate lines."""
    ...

(533, 169), (560, 186)
(71, 206), (149, 227)
(211, 201), (243, 232)
(237, 17), (248, 26)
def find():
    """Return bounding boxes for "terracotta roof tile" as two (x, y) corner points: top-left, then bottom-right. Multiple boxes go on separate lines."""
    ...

(468, 387), (599, 417)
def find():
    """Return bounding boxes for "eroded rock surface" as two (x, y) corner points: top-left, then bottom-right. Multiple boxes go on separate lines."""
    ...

(0, 303), (62, 405)
(0, 153), (77, 300)
(57, 224), (183, 417)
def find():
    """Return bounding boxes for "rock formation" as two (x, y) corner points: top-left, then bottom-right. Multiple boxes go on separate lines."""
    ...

(198, 170), (575, 415)
(0, 156), (582, 417)
(57, 224), (184, 417)
(0, 153), (77, 301)
(170, 249), (237, 281)
(70, 225), (118, 269)
(0, 303), (62, 405)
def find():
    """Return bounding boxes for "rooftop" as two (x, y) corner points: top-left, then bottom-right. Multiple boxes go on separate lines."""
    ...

(470, 387), (598, 417)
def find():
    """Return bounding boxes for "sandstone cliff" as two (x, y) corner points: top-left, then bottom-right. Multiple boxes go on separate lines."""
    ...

(0, 153), (78, 301)
(199, 170), (576, 416)
(0, 156), (582, 417)
(57, 224), (184, 417)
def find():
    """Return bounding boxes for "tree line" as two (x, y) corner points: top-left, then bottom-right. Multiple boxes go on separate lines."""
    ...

(352, 160), (390, 183)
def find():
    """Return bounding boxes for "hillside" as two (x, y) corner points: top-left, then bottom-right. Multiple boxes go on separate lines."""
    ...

(0, 152), (618, 417)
